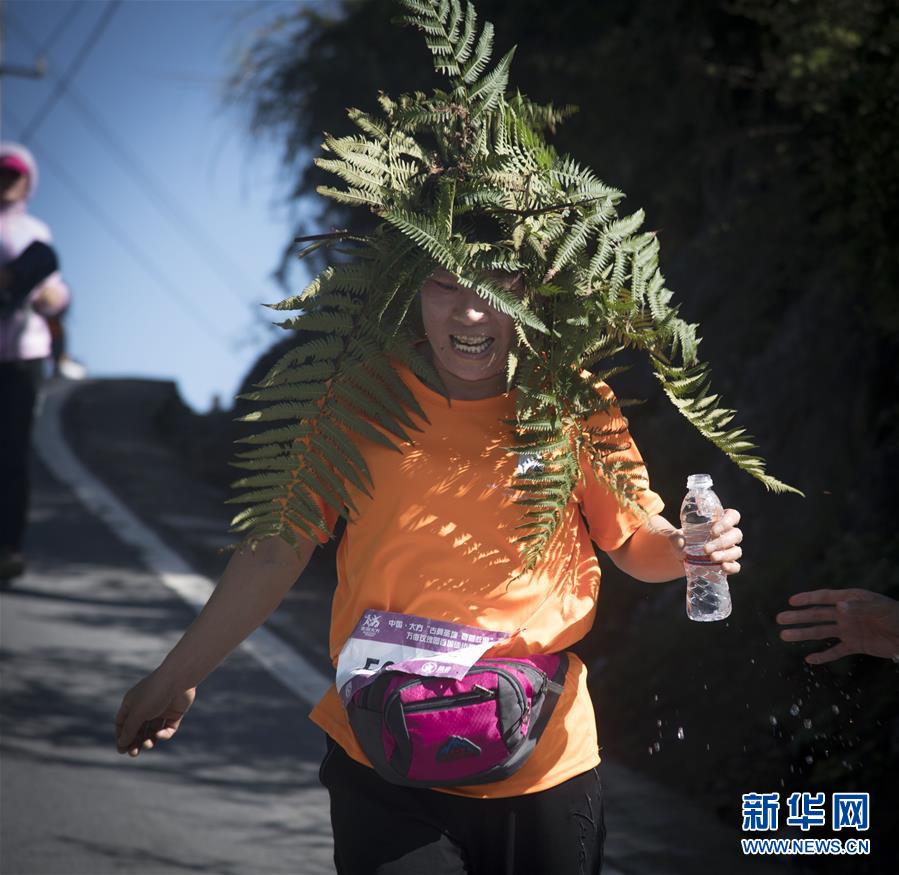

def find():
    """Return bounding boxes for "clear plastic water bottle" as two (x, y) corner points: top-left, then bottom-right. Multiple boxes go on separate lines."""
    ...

(680, 473), (732, 622)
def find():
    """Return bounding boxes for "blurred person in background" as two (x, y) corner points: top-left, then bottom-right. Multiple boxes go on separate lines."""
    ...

(45, 309), (86, 380)
(0, 142), (71, 582)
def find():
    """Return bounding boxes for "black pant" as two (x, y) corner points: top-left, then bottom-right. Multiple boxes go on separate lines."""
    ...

(0, 358), (45, 551)
(320, 737), (605, 875)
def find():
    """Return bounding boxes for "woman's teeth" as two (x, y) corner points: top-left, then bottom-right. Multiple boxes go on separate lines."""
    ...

(450, 334), (494, 355)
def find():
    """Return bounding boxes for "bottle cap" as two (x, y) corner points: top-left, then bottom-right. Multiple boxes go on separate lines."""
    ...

(687, 473), (713, 490)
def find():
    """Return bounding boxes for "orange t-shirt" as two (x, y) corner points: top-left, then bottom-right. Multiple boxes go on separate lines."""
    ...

(297, 360), (664, 798)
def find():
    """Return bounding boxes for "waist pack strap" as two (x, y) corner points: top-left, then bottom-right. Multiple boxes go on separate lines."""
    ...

(526, 652), (568, 743)
(350, 681), (399, 779)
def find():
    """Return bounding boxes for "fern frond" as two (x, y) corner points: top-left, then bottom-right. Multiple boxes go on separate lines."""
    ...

(469, 47), (516, 117)
(235, 382), (326, 405)
(653, 361), (803, 495)
(453, 1), (478, 66)
(329, 401), (403, 452)
(382, 207), (461, 267)
(347, 106), (389, 140)
(305, 452), (358, 515)
(331, 380), (416, 444)
(316, 185), (383, 208)
(228, 0), (801, 561)
(316, 421), (373, 494)
(232, 443), (292, 461)
(254, 361), (335, 389)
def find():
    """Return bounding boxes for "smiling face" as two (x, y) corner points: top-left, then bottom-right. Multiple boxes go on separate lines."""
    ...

(420, 268), (522, 400)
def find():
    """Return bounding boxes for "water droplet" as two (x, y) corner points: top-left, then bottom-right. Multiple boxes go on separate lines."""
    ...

(654, 693), (659, 702)
(648, 746), (654, 755)
(789, 704), (800, 716)
(769, 715), (778, 726)
(803, 718), (812, 730)
(831, 705), (840, 715)
(805, 755), (814, 765)
(779, 778), (785, 787)
(750, 658), (755, 664)
(656, 719), (663, 728)
(677, 727), (685, 740)
(789, 765), (795, 773)
(653, 741), (660, 752)
(703, 683), (708, 690)
(706, 743), (710, 751)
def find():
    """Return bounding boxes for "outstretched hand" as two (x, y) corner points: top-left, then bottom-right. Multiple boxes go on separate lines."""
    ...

(776, 588), (899, 664)
(115, 671), (196, 757)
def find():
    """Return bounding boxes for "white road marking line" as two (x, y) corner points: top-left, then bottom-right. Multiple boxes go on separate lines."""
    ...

(156, 512), (232, 530)
(33, 378), (331, 705)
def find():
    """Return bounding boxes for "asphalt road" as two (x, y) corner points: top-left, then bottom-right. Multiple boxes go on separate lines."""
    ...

(0, 451), (335, 875)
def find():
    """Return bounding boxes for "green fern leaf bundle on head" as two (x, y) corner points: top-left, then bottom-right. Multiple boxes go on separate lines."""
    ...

(228, 0), (801, 570)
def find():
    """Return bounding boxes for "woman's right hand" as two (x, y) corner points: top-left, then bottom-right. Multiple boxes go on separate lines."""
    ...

(115, 670), (196, 757)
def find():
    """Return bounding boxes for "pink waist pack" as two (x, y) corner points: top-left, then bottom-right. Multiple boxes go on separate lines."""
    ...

(345, 653), (568, 788)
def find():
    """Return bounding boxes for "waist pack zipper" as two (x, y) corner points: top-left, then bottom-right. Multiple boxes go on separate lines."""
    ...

(485, 659), (565, 697)
(403, 688), (497, 713)
(386, 667), (527, 722)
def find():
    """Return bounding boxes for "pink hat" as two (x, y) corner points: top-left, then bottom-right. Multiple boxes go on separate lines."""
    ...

(0, 143), (38, 197)
(0, 154), (31, 177)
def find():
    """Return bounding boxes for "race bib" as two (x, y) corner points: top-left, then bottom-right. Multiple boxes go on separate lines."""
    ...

(336, 609), (509, 705)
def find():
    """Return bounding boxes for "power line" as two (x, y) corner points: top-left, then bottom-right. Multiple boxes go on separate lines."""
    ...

(7, 6), (269, 311)
(37, 2), (83, 57)
(19, 0), (121, 142)
(4, 107), (235, 352)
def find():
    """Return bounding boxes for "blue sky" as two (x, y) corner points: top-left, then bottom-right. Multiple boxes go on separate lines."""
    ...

(3, 0), (314, 412)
